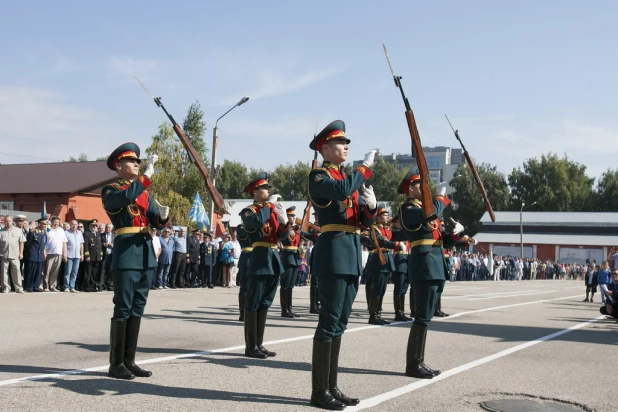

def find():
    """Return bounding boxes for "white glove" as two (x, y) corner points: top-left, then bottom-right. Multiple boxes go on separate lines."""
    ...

(399, 242), (407, 252)
(450, 217), (464, 235)
(144, 154), (158, 178)
(362, 149), (379, 168)
(153, 199), (169, 220)
(274, 202), (287, 225)
(437, 182), (448, 197)
(359, 183), (377, 210)
(267, 194), (281, 204)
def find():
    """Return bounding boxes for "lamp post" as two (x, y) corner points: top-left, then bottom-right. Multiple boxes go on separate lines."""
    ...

(209, 96), (250, 229)
(520, 201), (537, 258)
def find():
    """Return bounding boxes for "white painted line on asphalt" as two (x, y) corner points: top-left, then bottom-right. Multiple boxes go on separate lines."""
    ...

(346, 315), (605, 411)
(467, 291), (556, 301)
(0, 294), (583, 388)
(442, 289), (536, 300)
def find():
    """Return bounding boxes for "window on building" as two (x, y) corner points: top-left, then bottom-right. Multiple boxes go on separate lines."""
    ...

(0, 201), (14, 210)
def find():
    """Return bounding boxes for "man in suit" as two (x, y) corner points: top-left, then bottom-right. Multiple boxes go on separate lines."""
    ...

(187, 229), (201, 287)
(82, 219), (104, 292)
(101, 223), (115, 291)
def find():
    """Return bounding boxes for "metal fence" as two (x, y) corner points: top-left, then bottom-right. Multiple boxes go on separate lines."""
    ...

(0, 209), (42, 222)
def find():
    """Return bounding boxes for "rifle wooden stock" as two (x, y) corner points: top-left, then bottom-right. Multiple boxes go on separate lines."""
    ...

(405, 111), (436, 221)
(463, 151), (496, 222)
(370, 225), (386, 265)
(296, 217), (320, 233)
(171, 124), (225, 210)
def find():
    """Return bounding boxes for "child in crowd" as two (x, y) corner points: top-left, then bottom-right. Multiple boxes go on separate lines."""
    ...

(298, 251), (308, 286)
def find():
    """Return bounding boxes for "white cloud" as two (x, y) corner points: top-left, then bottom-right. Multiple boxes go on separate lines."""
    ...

(0, 85), (111, 162)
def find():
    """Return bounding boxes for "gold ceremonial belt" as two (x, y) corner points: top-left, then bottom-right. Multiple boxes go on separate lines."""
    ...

(410, 239), (443, 248)
(369, 248), (390, 253)
(115, 227), (149, 235)
(241, 247), (253, 252)
(282, 246), (299, 250)
(320, 224), (361, 235)
(394, 251), (409, 255)
(252, 242), (278, 249)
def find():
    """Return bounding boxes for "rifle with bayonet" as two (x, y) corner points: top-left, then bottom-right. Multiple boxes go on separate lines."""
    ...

(300, 115), (320, 233)
(134, 76), (225, 210)
(382, 44), (436, 220)
(444, 114), (496, 222)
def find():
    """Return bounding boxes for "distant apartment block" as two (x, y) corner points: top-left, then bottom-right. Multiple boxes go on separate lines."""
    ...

(353, 146), (464, 194)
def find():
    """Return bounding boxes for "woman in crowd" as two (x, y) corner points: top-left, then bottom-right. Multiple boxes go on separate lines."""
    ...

(219, 234), (235, 288)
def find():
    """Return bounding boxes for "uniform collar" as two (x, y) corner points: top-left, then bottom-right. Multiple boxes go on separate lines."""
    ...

(322, 161), (341, 171)
(407, 198), (422, 206)
(117, 178), (132, 185)
(253, 201), (264, 207)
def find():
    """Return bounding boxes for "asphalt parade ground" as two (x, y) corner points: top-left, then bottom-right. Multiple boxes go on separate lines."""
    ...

(1, 280), (616, 412)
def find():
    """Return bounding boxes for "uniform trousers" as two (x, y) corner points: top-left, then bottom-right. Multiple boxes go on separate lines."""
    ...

(186, 262), (199, 286)
(392, 271), (409, 297)
(237, 265), (248, 295)
(370, 271), (389, 299)
(246, 275), (279, 310)
(314, 275), (358, 342)
(280, 266), (299, 289)
(411, 280), (444, 326)
(200, 264), (213, 286)
(25, 260), (44, 292)
(112, 269), (154, 319)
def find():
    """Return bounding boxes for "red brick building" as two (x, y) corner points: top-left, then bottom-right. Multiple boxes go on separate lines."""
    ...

(474, 211), (618, 264)
(0, 161), (117, 224)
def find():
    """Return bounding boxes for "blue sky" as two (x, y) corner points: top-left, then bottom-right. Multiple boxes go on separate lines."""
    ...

(1, 0), (616, 180)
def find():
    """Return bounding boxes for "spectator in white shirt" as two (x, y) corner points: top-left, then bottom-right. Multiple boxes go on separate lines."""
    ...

(44, 216), (68, 292)
(0, 216), (26, 293)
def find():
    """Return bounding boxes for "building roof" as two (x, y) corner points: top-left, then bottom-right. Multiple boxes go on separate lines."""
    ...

(480, 211), (618, 226)
(474, 232), (618, 247)
(0, 161), (118, 194)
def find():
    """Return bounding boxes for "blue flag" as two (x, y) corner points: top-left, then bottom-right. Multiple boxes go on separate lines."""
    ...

(188, 193), (209, 230)
(41, 201), (47, 219)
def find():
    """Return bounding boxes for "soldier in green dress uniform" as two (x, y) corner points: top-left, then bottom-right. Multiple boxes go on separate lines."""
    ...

(308, 120), (378, 410)
(235, 224), (252, 322)
(102, 142), (170, 380)
(280, 206), (302, 318)
(396, 168), (464, 379)
(390, 216), (412, 322)
(240, 172), (291, 359)
(365, 204), (403, 325)
(83, 219), (104, 292)
(303, 213), (321, 314)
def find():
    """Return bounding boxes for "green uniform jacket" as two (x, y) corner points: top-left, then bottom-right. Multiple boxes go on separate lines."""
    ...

(240, 202), (290, 276)
(365, 224), (398, 274)
(281, 231), (301, 268)
(236, 224), (252, 270)
(392, 231), (409, 273)
(101, 176), (169, 270)
(398, 196), (460, 282)
(308, 162), (376, 277)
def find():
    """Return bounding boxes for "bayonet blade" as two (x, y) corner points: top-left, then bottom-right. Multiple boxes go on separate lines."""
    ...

(444, 114), (457, 134)
(382, 43), (396, 77)
(134, 75), (155, 98)
(313, 113), (319, 137)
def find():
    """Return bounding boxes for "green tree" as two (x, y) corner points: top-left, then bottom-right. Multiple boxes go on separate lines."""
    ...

(508, 153), (595, 211)
(216, 160), (250, 199)
(145, 123), (191, 225)
(178, 101), (210, 201)
(269, 161), (312, 200)
(596, 169), (618, 212)
(449, 162), (511, 235)
(66, 153), (88, 162)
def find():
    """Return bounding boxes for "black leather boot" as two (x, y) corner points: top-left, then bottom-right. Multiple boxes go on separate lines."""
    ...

(244, 310), (267, 359)
(108, 319), (135, 380)
(396, 295), (411, 321)
(238, 294), (246, 322)
(377, 297), (389, 325)
(310, 340), (345, 411)
(257, 308), (277, 357)
(419, 324), (441, 376)
(310, 286), (320, 314)
(409, 289), (416, 319)
(288, 288), (300, 317)
(329, 337), (360, 406)
(368, 297), (384, 325)
(280, 289), (293, 318)
(124, 317), (152, 377)
(365, 282), (372, 311)
(405, 323), (434, 379)
(394, 294), (406, 321)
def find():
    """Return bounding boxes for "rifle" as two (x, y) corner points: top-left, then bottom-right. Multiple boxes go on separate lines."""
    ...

(444, 114), (496, 222)
(134, 76), (225, 210)
(382, 44), (435, 220)
(369, 224), (387, 265)
(301, 115), (320, 232)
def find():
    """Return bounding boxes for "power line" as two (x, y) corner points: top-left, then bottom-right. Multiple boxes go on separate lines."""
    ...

(0, 151), (67, 162)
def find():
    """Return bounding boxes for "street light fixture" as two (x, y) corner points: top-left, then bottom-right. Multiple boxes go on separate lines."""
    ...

(520, 201), (538, 259)
(209, 96), (250, 229)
